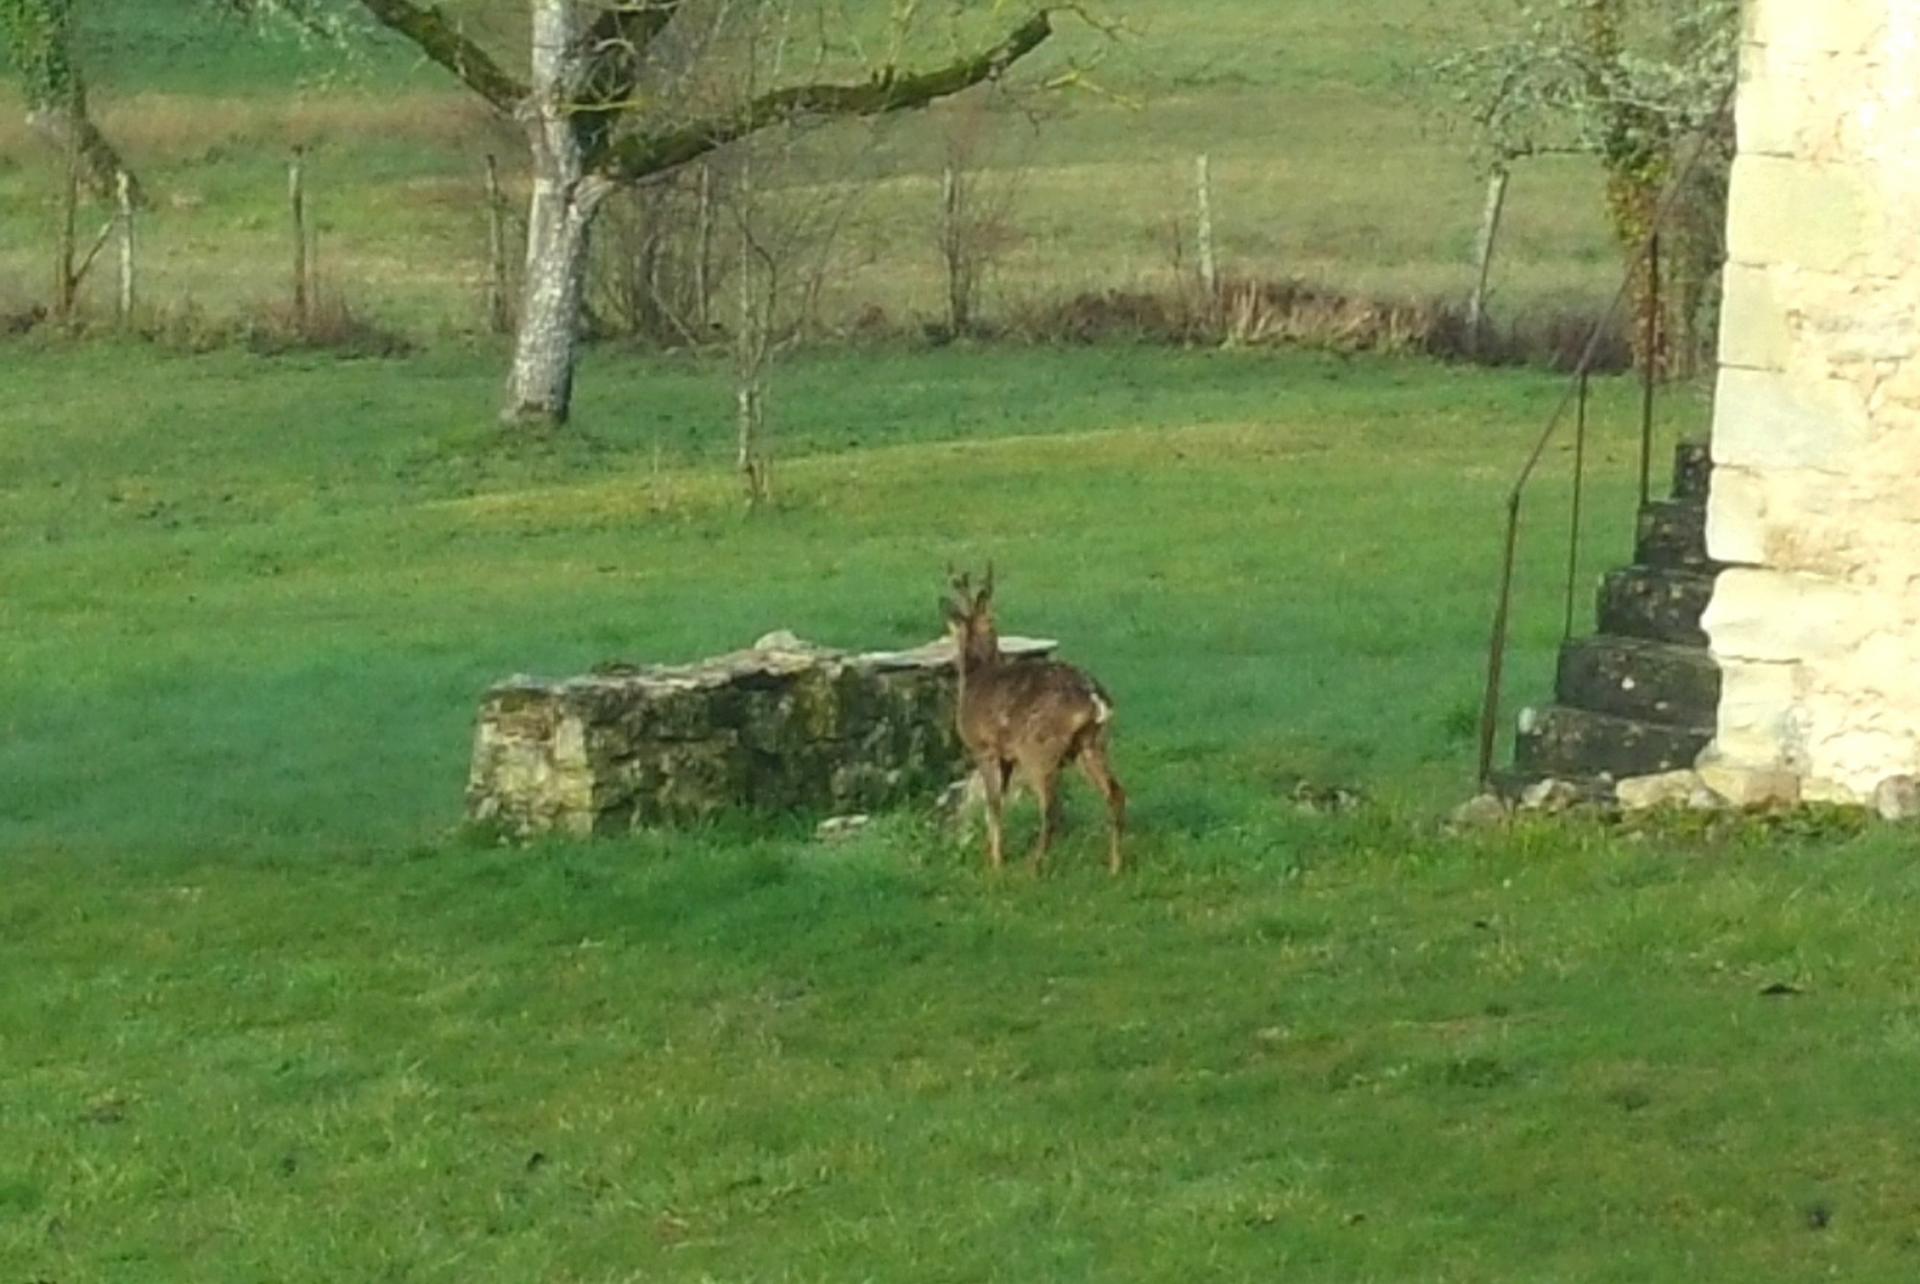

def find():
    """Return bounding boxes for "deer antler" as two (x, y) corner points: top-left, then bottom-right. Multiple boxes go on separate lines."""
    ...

(946, 564), (974, 604)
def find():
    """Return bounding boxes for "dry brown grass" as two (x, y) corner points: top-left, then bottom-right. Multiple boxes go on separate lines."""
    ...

(0, 92), (507, 162)
(240, 289), (415, 357)
(993, 274), (1632, 372)
(0, 59), (1632, 367)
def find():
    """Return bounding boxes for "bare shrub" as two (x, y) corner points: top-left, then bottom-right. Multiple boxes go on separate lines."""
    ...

(1425, 298), (1632, 372)
(1005, 287), (1207, 345)
(87, 92), (496, 165)
(0, 271), (45, 337)
(932, 89), (1033, 339)
(242, 288), (413, 358)
(138, 298), (240, 353)
(1003, 274), (1626, 371)
(1217, 278), (1436, 354)
(590, 163), (723, 348)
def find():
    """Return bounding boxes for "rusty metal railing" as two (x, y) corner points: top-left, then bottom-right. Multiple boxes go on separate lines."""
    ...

(1474, 89), (1737, 791)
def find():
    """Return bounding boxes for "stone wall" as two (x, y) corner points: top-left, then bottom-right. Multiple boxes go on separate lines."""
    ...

(1702, 0), (1920, 801)
(466, 632), (1055, 837)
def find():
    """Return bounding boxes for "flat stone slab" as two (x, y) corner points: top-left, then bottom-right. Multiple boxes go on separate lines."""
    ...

(1555, 635), (1721, 726)
(1514, 703), (1714, 782)
(467, 632), (1056, 837)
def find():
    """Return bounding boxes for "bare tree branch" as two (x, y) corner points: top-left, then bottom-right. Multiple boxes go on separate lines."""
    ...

(355, 0), (528, 112)
(578, 0), (689, 162)
(601, 10), (1052, 183)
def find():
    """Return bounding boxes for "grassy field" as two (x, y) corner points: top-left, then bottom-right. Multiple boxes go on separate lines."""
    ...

(0, 0), (1619, 334)
(3, 10), (1866, 1284)
(14, 340), (1918, 1281)
(0, 339), (1680, 857)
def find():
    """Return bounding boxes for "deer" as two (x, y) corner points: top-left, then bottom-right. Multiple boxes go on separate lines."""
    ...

(941, 565), (1127, 875)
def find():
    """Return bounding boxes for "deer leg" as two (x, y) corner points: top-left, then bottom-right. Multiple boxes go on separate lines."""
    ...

(976, 755), (1008, 872)
(1027, 762), (1062, 873)
(1078, 738), (1128, 875)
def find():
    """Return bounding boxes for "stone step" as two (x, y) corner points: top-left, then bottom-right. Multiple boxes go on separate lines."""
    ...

(1634, 499), (1715, 570)
(1672, 439), (1711, 501)
(1596, 566), (1717, 646)
(1513, 704), (1714, 782)
(1556, 635), (1721, 725)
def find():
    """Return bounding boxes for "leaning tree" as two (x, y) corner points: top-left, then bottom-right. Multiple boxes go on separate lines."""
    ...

(350, 0), (1056, 428)
(0, 0), (140, 198)
(1431, 0), (1738, 371)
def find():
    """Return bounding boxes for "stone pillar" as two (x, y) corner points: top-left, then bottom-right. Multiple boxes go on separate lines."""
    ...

(1702, 1), (1920, 802)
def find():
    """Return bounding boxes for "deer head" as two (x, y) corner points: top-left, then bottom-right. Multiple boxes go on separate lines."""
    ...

(942, 563), (998, 669)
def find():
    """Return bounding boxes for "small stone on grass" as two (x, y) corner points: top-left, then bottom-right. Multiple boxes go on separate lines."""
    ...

(815, 814), (872, 842)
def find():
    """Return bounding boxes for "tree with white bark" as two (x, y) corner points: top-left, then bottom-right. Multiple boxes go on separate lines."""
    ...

(0, 0), (140, 199)
(3, 0), (362, 204)
(343, 0), (1057, 429)
(1430, 0), (1738, 370)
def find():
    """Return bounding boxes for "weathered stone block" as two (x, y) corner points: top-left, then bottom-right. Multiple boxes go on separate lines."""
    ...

(466, 632), (1057, 837)
(1747, 0), (1889, 56)
(1513, 705), (1713, 781)
(1726, 155), (1877, 275)
(1696, 755), (1804, 808)
(1556, 635), (1720, 725)
(1716, 262), (1794, 371)
(1704, 464), (1768, 567)
(1712, 366), (1869, 472)
(1672, 440), (1714, 501)
(1615, 769), (1710, 812)
(1734, 44), (1882, 159)
(1703, 568), (1871, 664)
(1596, 566), (1716, 647)
(1708, 657), (1805, 767)
(1634, 499), (1713, 571)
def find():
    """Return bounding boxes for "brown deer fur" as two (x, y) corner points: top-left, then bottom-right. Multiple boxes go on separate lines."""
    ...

(942, 566), (1127, 874)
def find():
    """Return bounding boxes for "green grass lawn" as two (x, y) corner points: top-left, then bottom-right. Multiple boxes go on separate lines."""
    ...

(1, 338), (1671, 856)
(14, 341), (1916, 1281)
(0, 0), (1619, 333)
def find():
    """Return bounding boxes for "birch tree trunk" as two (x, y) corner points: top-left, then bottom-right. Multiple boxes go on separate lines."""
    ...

(503, 173), (603, 425)
(501, 0), (606, 428)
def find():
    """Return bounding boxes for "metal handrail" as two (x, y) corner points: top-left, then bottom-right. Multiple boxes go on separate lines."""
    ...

(1474, 86), (1738, 791)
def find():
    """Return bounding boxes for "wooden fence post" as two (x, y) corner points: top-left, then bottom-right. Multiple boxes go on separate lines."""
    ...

(485, 153), (511, 334)
(1467, 163), (1511, 353)
(290, 146), (309, 323)
(116, 168), (135, 325)
(941, 162), (970, 334)
(1195, 153), (1218, 297)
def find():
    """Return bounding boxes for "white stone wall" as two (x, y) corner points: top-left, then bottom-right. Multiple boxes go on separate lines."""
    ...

(1703, 0), (1920, 800)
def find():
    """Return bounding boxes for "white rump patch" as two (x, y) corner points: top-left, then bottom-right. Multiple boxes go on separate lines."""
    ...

(1092, 693), (1112, 724)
